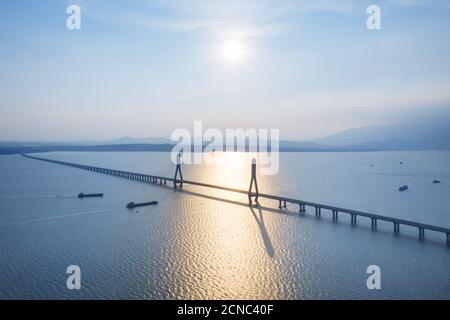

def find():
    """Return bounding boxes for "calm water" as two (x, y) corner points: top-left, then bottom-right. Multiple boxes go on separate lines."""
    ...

(0, 151), (449, 299)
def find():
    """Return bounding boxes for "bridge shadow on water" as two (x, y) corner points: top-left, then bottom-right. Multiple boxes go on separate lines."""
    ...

(249, 206), (275, 257)
(176, 189), (277, 257)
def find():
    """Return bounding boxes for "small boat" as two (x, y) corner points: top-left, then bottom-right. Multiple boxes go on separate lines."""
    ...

(78, 192), (103, 198)
(398, 185), (408, 192)
(433, 180), (441, 184)
(126, 201), (158, 209)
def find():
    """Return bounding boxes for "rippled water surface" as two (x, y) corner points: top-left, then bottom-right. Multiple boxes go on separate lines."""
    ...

(1, 151), (449, 299)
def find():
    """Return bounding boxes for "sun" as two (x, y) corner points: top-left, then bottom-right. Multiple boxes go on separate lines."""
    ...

(220, 38), (247, 65)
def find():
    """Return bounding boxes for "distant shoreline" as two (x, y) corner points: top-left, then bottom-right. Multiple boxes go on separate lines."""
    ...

(1, 143), (448, 155)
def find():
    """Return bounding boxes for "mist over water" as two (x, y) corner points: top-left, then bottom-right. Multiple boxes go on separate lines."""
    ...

(1, 151), (449, 299)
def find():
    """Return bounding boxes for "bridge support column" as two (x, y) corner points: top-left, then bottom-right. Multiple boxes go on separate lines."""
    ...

(447, 233), (449, 245)
(394, 223), (400, 234)
(351, 214), (357, 225)
(315, 207), (321, 216)
(332, 210), (338, 221)
(419, 227), (425, 239)
(299, 204), (305, 213)
(371, 218), (377, 229)
(248, 159), (259, 205)
(174, 152), (183, 189)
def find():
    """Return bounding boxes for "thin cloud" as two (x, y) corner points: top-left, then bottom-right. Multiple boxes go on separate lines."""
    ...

(83, 0), (450, 36)
(82, 0), (366, 36)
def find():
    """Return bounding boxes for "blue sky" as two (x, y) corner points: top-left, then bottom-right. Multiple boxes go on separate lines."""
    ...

(1, 0), (450, 141)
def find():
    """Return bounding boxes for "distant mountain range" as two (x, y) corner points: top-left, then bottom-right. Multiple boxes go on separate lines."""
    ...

(309, 114), (450, 150)
(1, 115), (449, 154)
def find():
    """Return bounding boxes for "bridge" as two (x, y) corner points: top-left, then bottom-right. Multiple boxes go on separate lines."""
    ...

(22, 153), (450, 245)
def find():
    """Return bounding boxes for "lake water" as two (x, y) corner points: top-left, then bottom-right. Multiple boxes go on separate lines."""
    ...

(0, 151), (449, 299)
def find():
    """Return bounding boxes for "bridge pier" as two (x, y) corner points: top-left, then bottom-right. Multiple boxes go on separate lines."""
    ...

(394, 223), (400, 234)
(332, 210), (338, 221)
(371, 218), (377, 229)
(315, 207), (321, 216)
(298, 204), (305, 213)
(351, 214), (357, 225)
(419, 227), (425, 239)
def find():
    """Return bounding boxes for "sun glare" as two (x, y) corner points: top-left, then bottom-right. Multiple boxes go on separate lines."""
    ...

(221, 38), (247, 66)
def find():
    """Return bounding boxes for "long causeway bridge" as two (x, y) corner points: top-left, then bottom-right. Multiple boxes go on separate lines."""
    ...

(22, 153), (450, 245)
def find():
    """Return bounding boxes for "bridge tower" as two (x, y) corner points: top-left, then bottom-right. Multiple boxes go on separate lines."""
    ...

(174, 152), (183, 188)
(248, 158), (259, 205)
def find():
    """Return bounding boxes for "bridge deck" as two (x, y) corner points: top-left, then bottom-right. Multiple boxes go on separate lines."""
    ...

(22, 154), (450, 243)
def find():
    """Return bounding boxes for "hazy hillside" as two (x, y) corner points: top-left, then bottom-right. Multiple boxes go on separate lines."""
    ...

(311, 113), (450, 150)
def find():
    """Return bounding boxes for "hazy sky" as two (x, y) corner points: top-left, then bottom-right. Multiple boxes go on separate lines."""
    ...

(1, 0), (450, 141)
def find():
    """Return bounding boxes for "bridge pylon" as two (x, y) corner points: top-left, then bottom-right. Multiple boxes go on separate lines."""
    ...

(248, 158), (259, 205)
(174, 152), (183, 188)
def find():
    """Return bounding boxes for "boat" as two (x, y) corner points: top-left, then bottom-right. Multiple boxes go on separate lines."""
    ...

(126, 201), (158, 209)
(78, 192), (103, 198)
